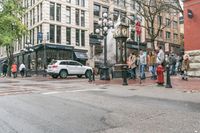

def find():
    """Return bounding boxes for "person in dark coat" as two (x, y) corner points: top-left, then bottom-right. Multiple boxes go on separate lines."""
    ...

(2, 63), (8, 77)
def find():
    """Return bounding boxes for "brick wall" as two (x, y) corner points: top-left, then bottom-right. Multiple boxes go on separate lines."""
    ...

(184, 0), (200, 51)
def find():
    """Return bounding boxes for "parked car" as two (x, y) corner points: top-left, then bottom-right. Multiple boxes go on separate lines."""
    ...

(47, 60), (93, 79)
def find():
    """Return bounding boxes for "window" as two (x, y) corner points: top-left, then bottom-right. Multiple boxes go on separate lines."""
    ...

(93, 22), (98, 33)
(66, 6), (71, 24)
(81, 30), (85, 47)
(37, 5), (39, 22)
(50, 25), (55, 43)
(94, 4), (100, 17)
(81, 0), (85, 7)
(30, 10), (32, 26)
(56, 26), (61, 43)
(131, 30), (135, 41)
(33, 8), (35, 24)
(113, 10), (119, 21)
(173, 33), (178, 40)
(37, 26), (39, 44)
(102, 7), (109, 15)
(132, 1), (135, 9)
(114, 0), (119, 5)
(66, 0), (70, 3)
(121, 0), (126, 7)
(173, 21), (178, 29)
(81, 10), (85, 27)
(76, 9), (80, 25)
(159, 30), (163, 38)
(166, 18), (171, 28)
(76, 0), (79, 5)
(158, 16), (162, 25)
(56, 4), (61, 21)
(32, 29), (35, 45)
(66, 27), (71, 45)
(166, 31), (171, 40)
(76, 29), (80, 46)
(50, 2), (55, 20)
(121, 12), (126, 22)
(40, 3), (43, 20)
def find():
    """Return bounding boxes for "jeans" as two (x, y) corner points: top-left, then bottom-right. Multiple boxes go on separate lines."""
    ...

(129, 68), (136, 79)
(139, 64), (146, 79)
(150, 65), (156, 79)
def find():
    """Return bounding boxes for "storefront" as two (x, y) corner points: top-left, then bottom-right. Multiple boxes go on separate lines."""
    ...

(13, 43), (88, 74)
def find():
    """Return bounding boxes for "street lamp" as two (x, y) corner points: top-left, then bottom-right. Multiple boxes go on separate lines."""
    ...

(24, 43), (34, 71)
(95, 12), (113, 80)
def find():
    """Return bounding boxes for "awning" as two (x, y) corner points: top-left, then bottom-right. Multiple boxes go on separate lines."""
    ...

(34, 44), (74, 50)
(74, 52), (88, 60)
(90, 38), (101, 45)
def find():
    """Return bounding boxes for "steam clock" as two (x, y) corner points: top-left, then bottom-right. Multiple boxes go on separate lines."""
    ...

(112, 23), (129, 83)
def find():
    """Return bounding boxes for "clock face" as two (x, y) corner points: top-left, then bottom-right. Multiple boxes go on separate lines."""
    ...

(122, 28), (127, 36)
(116, 29), (121, 36)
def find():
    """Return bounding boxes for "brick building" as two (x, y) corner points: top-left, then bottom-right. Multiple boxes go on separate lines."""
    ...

(184, 0), (200, 77)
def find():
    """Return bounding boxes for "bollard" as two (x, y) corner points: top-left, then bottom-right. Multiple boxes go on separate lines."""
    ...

(165, 64), (172, 88)
(92, 69), (95, 81)
(122, 65), (128, 86)
(88, 70), (92, 82)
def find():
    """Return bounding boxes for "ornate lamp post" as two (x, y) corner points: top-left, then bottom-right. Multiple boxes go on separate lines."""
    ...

(23, 43), (34, 76)
(95, 12), (113, 80)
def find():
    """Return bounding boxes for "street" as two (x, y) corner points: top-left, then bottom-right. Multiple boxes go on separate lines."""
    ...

(0, 77), (200, 133)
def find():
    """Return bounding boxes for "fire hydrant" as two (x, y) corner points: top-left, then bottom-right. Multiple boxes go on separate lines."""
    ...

(156, 64), (164, 86)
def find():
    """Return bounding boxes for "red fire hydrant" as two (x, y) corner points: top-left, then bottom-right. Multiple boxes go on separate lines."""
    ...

(156, 65), (164, 85)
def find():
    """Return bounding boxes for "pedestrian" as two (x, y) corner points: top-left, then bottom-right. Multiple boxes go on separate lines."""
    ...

(19, 63), (26, 77)
(181, 53), (190, 80)
(2, 62), (8, 77)
(128, 53), (137, 79)
(148, 51), (156, 80)
(11, 62), (17, 78)
(156, 46), (165, 66)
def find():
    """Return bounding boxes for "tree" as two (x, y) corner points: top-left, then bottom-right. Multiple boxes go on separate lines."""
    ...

(133, 0), (179, 50)
(0, 0), (27, 76)
(165, 0), (183, 16)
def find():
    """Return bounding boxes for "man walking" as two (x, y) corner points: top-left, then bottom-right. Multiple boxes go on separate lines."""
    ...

(19, 63), (26, 77)
(2, 62), (8, 77)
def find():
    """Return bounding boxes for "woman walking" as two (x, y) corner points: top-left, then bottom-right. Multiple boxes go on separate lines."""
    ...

(11, 62), (17, 78)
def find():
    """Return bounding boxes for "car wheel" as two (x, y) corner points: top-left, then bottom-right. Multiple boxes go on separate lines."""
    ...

(52, 75), (58, 79)
(85, 70), (92, 78)
(77, 75), (82, 78)
(60, 70), (68, 79)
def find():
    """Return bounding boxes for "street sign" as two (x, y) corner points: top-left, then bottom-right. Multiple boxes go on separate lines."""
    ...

(37, 32), (43, 41)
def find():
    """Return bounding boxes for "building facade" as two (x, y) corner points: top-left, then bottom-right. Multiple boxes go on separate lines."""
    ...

(88, 0), (146, 67)
(145, 12), (181, 53)
(0, 0), (90, 72)
(184, 0), (200, 77)
(0, 0), (182, 73)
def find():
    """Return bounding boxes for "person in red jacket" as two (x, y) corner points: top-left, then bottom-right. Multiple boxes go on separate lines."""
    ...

(11, 63), (17, 78)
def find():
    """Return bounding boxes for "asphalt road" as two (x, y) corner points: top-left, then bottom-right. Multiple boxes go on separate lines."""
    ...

(0, 77), (200, 133)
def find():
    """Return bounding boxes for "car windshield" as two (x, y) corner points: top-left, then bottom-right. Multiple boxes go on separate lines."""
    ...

(50, 60), (57, 65)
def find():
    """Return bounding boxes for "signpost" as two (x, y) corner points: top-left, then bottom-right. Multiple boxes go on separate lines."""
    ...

(135, 21), (142, 84)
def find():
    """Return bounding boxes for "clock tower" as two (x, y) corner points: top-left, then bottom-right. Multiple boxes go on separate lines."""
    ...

(114, 23), (129, 64)
(112, 23), (129, 82)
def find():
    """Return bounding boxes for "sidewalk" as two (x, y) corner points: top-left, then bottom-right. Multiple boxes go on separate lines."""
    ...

(93, 75), (200, 92)
(1, 74), (200, 92)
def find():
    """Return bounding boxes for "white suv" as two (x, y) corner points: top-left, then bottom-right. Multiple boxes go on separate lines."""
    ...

(47, 60), (93, 79)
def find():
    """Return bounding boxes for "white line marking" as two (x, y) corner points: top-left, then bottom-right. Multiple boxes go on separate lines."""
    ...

(42, 91), (60, 95)
(65, 88), (102, 93)
(42, 88), (102, 95)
